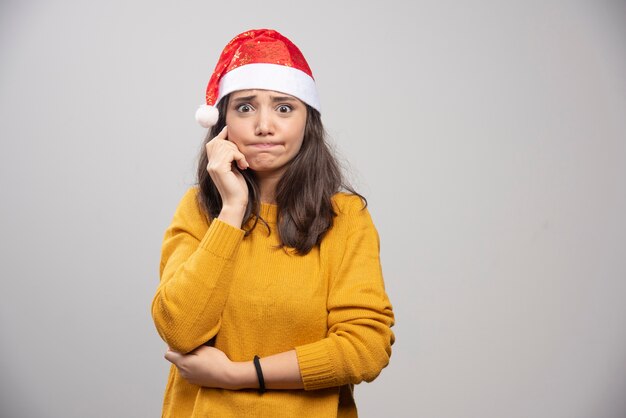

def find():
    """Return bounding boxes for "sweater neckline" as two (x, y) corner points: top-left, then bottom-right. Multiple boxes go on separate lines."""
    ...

(259, 202), (278, 223)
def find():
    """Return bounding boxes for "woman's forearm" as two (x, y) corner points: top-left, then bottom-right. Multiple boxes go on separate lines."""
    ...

(231, 349), (304, 390)
(165, 345), (304, 390)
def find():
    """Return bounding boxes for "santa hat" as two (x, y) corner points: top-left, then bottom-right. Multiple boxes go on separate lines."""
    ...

(195, 29), (321, 128)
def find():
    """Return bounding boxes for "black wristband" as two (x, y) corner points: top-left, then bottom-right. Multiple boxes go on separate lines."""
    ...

(253, 355), (266, 394)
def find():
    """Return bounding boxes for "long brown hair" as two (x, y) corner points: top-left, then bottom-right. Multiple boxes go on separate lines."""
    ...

(196, 93), (365, 254)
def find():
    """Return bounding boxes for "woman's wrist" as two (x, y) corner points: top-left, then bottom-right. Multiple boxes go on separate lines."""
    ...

(218, 203), (247, 229)
(226, 351), (304, 391)
(227, 360), (258, 390)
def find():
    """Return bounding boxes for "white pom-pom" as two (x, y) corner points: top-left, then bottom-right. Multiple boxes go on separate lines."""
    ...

(195, 104), (219, 128)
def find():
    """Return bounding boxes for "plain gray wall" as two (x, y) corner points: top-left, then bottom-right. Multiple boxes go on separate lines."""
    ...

(1, 0), (625, 417)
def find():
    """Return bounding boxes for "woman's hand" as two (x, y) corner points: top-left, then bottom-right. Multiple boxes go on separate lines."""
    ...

(205, 126), (249, 206)
(205, 126), (250, 227)
(165, 345), (242, 389)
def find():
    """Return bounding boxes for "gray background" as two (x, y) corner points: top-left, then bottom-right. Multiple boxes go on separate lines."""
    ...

(1, 0), (625, 417)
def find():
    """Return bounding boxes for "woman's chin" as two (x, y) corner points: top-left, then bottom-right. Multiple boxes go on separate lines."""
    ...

(247, 158), (280, 172)
(248, 162), (287, 177)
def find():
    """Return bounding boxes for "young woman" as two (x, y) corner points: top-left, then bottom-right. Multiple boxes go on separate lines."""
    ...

(152, 29), (395, 417)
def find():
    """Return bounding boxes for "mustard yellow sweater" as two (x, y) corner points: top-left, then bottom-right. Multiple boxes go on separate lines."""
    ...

(152, 187), (395, 417)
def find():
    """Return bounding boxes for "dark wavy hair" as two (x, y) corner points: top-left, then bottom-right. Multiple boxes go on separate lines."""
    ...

(196, 93), (365, 254)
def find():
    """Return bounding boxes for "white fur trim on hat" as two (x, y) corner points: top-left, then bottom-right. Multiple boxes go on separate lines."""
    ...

(216, 63), (321, 112)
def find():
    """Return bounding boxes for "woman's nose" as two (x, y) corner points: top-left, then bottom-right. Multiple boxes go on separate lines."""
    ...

(254, 108), (274, 136)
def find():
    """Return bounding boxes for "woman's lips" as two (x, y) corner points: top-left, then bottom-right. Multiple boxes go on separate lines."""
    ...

(250, 142), (280, 149)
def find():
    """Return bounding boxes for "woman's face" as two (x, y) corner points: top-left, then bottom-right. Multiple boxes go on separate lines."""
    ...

(225, 89), (307, 177)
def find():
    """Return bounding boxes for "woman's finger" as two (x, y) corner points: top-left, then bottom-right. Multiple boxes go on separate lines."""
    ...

(206, 135), (249, 170)
(164, 350), (183, 365)
(233, 150), (249, 170)
(214, 125), (228, 140)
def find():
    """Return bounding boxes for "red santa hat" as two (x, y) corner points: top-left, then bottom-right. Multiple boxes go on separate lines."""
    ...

(195, 29), (321, 128)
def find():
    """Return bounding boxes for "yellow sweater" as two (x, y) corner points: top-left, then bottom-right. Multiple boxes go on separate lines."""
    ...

(152, 187), (395, 417)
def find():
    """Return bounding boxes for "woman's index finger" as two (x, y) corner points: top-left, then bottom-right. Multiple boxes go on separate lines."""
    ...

(215, 125), (228, 140)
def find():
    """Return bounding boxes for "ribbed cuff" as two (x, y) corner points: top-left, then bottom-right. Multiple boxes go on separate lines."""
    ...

(198, 219), (245, 259)
(295, 341), (337, 390)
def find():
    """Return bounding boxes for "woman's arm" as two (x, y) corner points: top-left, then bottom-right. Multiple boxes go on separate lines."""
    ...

(153, 127), (251, 354)
(152, 188), (245, 354)
(165, 346), (304, 390)
(293, 195), (395, 390)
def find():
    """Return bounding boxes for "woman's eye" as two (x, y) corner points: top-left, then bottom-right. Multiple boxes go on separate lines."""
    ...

(277, 105), (292, 113)
(237, 104), (254, 112)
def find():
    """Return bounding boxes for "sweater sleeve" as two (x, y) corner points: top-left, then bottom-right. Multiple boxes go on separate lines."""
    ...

(294, 195), (395, 390)
(151, 187), (245, 354)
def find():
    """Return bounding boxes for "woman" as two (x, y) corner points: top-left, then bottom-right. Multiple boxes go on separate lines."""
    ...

(152, 29), (395, 417)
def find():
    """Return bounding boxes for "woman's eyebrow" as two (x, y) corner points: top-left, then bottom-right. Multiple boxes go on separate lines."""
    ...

(232, 95), (256, 103)
(271, 96), (297, 102)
